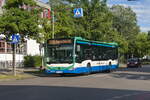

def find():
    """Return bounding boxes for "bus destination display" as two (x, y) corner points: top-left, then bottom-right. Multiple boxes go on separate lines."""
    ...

(48, 39), (72, 45)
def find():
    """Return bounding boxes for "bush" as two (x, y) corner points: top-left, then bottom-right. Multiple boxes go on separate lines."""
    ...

(141, 60), (150, 65)
(119, 55), (126, 63)
(24, 55), (42, 67)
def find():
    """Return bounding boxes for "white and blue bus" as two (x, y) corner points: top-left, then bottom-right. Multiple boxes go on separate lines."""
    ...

(44, 37), (118, 74)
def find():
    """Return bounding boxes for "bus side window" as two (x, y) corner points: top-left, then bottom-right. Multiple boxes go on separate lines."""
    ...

(98, 46), (103, 60)
(91, 47), (97, 60)
(76, 44), (83, 63)
(84, 49), (92, 60)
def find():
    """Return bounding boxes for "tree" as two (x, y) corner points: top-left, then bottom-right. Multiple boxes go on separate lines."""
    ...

(36, 18), (52, 43)
(53, 4), (74, 38)
(134, 32), (150, 57)
(148, 31), (150, 41)
(0, 0), (41, 76)
(60, 0), (117, 41)
(111, 5), (140, 40)
(111, 5), (140, 57)
(0, 0), (40, 40)
(48, 0), (128, 55)
(147, 31), (150, 55)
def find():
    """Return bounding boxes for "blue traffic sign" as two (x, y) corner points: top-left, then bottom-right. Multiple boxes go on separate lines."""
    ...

(73, 8), (83, 18)
(11, 34), (20, 44)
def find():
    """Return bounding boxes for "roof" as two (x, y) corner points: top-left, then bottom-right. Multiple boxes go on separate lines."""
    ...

(34, 0), (51, 9)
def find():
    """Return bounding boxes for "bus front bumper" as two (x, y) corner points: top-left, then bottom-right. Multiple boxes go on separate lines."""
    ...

(45, 65), (118, 74)
(45, 69), (78, 74)
(45, 67), (89, 74)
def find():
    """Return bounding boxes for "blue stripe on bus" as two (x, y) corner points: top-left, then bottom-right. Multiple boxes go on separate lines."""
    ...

(76, 41), (116, 47)
(45, 65), (118, 74)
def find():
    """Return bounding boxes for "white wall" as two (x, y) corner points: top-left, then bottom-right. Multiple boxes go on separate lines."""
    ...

(0, 54), (24, 62)
(0, 39), (41, 62)
(27, 39), (40, 56)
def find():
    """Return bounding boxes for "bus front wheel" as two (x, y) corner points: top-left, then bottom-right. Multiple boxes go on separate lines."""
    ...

(85, 63), (91, 75)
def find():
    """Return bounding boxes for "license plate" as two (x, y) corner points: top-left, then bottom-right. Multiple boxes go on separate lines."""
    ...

(56, 71), (63, 73)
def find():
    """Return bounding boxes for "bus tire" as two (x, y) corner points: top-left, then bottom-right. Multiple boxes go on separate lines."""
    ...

(59, 73), (65, 77)
(106, 62), (112, 73)
(107, 62), (112, 73)
(85, 63), (91, 75)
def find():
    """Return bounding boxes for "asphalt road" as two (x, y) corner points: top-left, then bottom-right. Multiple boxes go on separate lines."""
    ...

(0, 65), (150, 100)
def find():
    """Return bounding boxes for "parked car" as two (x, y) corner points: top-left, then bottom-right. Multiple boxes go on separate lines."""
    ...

(127, 58), (142, 68)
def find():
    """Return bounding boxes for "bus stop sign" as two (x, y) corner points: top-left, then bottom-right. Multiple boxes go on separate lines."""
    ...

(11, 34), (20, 44)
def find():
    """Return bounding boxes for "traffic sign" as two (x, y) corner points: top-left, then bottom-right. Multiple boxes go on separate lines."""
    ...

(11, 34), (20, 44)
(73, 8), (83, 18)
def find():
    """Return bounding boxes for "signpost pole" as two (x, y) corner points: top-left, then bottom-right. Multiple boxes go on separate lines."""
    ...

(12, 43), (16, 76)
(11, 34), (20, 76)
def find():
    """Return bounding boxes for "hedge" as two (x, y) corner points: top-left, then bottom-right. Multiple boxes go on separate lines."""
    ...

(23, 55), (42, 67)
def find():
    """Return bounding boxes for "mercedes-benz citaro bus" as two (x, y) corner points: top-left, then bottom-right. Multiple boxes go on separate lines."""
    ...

(44, 37), (119, 74)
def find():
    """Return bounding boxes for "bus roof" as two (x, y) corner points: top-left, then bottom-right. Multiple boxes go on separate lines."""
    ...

(47, 37), (118, 47)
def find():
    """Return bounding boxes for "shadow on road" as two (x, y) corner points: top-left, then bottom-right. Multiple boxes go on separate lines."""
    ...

(24, 70), (87, 77)
(0, 85), (150, 100)
(117, 65), (150, 73)
(111, 73), (150, 80)
(24, 65), (150, 79)
(111, 65), (150, 80)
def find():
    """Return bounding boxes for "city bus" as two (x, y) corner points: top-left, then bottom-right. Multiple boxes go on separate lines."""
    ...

(44, 37), (119, 74)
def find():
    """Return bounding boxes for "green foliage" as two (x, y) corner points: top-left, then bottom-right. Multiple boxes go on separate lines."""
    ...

(45, 1), (150, 59)
(1, 0), (144, 59)
(23, 55), (35, 67)
(0, 0), (40, 40)
(51, 0), (128, 55)
(34, 55), (42, 67)
(110, 5), (141, 57)
(148, 31), (150, 41)
(111, 5), (140, 40)
(23, 55), (42, 67)
(54, 4), (74, 38)
(134, 33), (148, 57)
(52, 0), (118, 41)
(36, 18), (52, 43)
(4, 0), (36, 9)
(119, 55), (127, 63)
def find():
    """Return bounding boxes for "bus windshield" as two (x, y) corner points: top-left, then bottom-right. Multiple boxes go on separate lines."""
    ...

(46, 45), (73, 63)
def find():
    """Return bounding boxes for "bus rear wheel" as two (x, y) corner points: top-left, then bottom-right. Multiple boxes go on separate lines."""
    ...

(106, 62), (112, 73)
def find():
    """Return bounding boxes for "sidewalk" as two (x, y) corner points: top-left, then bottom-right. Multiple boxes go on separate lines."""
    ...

(119, 63), (127, 68)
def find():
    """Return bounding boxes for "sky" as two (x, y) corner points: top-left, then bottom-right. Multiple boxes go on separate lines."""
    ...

(107, 0), (150, 32)
(40, 0), (150, 32)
